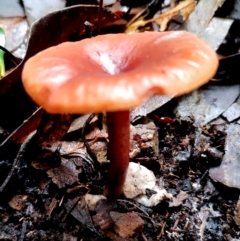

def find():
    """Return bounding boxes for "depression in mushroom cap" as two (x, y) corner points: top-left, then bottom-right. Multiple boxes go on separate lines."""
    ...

(22, 31), (218, 114)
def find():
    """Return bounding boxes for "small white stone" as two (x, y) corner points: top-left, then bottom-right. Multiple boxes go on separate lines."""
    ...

(85, 194), (106, 211)
(135, 185), (172, 207)
(123, 162), (156, 199)
(192, 182), (201, 190)
(123, 162), (172, 207)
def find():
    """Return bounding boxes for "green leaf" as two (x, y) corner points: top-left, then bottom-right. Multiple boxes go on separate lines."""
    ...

(0, 27), (6, 77)
(0, 27), (5, 46)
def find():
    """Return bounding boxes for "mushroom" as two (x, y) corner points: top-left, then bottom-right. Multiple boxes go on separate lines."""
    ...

(22, 31), (218, 200)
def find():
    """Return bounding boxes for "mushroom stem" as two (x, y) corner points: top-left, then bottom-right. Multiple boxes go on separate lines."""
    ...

(105, 110), (130, 200)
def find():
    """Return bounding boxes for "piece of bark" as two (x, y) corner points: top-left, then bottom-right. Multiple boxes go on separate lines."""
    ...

(92, 199), (114, 230)
(93, 211), (114, 231)
(110, 211), (145, 239)
(103, 230), (126, 241)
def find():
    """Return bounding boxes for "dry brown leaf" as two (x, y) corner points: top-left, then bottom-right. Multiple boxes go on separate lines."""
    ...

(126, 0), (196, 33)
(46, 157), (83, 188)
(169, 191), (188, 207)
(85, 126), (108, 143)
(65, 197), (99, 235)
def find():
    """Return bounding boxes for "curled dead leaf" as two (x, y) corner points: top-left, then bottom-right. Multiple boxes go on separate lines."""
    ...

(126, 0), (196, 33)
(46, 157), (83, 188)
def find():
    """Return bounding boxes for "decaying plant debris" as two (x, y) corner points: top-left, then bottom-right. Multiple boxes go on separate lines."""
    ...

(0, 0), (240, 240)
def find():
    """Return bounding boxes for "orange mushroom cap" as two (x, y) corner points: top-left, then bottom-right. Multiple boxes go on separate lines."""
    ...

(22, 31), (218, 113)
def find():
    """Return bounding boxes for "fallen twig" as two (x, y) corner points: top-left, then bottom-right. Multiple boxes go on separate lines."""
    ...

(81, 113), (100, 170)
(0, 131), (36, 193)
(200, 209), (210, 239)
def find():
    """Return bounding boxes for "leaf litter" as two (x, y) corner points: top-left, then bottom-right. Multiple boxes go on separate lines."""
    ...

(0, 0), (240, 240)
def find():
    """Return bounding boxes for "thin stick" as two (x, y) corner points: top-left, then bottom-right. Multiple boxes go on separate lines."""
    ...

(0, 131), (36, 193)
(62, 196), (81, 222)
(97, 0), (103, 34)
(84, 21), (93, 38)
(19, 220), (27, 241)
(157, 212), (169, 239)
(81, 113), (100, 169)
(140, 232), (148, 241)
(117, 199), (149, 217)
(200, 209), (209, 239)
